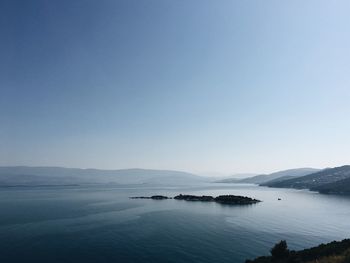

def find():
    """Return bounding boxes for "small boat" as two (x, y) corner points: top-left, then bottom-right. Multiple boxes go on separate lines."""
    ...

(278, 198), (281, 201)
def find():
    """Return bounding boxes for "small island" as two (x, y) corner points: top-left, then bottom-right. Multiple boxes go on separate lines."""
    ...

(214, 195), (261, 205)
(131, 194), (261, 205)
(174, 194), (214, 201)
(174, 194), (261, 205)
(130, 195), (170, 200)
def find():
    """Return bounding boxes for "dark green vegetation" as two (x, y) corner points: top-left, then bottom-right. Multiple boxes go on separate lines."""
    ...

(174, 194), (261, 204)
(131, 194), (261, 204)
(264, 165), (350, 195)
(214, 195), (261, 204)
(174, 194), (214, 201)
(246, 239), (350, 263)
(130, 195), (170, 200)
(313, 177), (350, 194)
(217, 168), (319, 184)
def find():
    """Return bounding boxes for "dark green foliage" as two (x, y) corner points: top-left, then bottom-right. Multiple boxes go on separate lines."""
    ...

(132, 194), (261, 204)
(312, 177), (350, 195)
(174, 194), (214, 201)
(297, 239), (350, 261)
(246, 239), (350, 263)
(130, 195), (170, 200)
(214, 195), (261, 204)
(270, 241), (289, 260)
(173, 194), (261, 204)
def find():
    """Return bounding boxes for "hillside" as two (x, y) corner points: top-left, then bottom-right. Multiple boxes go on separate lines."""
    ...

(213, 173), (257, 183)
(217, 168), (319, 185)
(259, 175), (297, 186)
(214, 177), (240, 183)
(311, 177), (350, 195)
(0, 166), (207, 186)
(246, 239), (350, 263)
(266, 165), (350, 191)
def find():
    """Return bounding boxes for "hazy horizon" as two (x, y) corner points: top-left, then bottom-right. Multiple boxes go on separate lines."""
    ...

(2, 0), (350, 174)
(0, 164), (327, 178)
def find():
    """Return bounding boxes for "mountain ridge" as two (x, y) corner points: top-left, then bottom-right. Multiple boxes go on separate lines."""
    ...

(265, 165), (350, 194)
(0, 166), (207, 186)
(216, 168), (319, 184)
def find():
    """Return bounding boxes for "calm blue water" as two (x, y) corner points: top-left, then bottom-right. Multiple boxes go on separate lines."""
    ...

(1, 183), (350, 263)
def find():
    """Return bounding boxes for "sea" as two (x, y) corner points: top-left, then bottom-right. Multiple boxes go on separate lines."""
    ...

(1, 183), (350, 263)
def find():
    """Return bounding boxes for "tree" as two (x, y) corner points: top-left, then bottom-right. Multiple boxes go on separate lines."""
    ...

(270, 240), (290, 260)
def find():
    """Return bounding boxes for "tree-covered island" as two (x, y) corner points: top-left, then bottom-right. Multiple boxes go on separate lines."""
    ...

(130, 194), (261, 205)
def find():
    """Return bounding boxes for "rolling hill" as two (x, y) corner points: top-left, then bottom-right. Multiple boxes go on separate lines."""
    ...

(266, 165), (350, 194)
(311, 177), (350, 194)
(217, 168), (319, 185)
(259, 175), (297, 186)
(0, 166), (207, 186)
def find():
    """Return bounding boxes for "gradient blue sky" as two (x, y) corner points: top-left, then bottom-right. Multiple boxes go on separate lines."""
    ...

(1, 0), (349, 174)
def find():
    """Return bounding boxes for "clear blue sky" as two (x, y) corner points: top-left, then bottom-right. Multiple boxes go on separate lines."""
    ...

(1, 0), (349, 174)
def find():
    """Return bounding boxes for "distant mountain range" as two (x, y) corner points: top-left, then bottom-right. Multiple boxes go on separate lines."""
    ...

(2, 165), (350, 194)
(216, 168), (320, 185)
(265, 165), (350, 194)
(0, 166), (207, 186)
